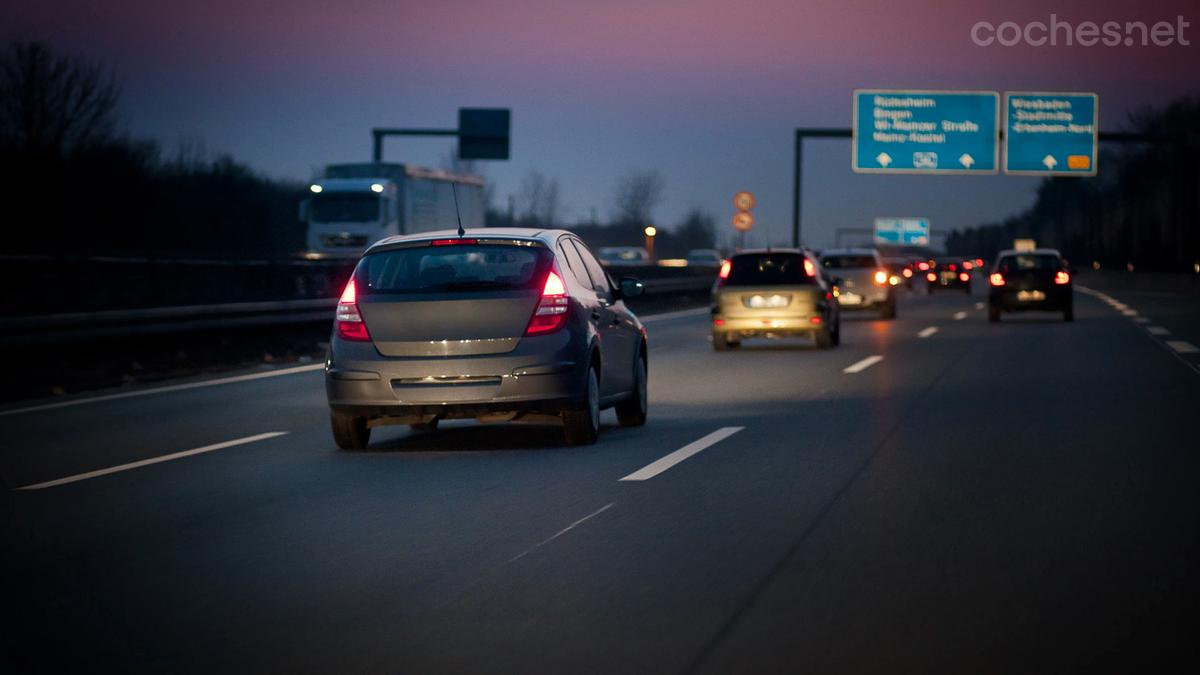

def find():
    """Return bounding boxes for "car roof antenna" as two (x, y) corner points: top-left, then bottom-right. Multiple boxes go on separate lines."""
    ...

(451, 182), (466, 239)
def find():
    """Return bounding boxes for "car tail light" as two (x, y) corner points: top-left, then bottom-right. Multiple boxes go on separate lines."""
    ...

(524, 271), (569, 335)
(975, 258), (985, 267)
(926, 272), (937, 282)
(804, 258), (816, 277)
(336, 278), (371, 341)
(1054, 270), (1070, 285)
(902, 268), (913, 278)
(918, 261), (930, 271)
(873, 270), (888, 285)
(963, 261), (974, 270)
(713, 318), (725, 327)
(958, 272), (970, 282)
(889, 275), (900, 286)
(809, 316), (823, 325)
(989, 273), (1005, 286)
(718, 260), (731, 280)
(431, 238), (478, 246)
(947, 263), (956, 271)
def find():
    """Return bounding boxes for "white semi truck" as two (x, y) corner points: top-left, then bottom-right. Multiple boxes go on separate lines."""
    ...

(302, 162), (486, 259)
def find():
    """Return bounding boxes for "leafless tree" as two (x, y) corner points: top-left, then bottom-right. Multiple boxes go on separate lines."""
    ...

(612, 169), (665, 226)
(516, 169), (562, 226)
(0, 41), (120, 156)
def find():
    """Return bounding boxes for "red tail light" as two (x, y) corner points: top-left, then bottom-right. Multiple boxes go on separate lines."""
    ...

(525, 271), (569, 335)
(809, 316), (823, 325)
(873, 270), (888, 285)
(803, 258), (816, 277)
(718, 260), (731, 280)
(1054, 270), (1070, 285)
(958, 272), (970, 282)
(975, 258), (985, 267)
(431, 238), (478, 246)
(713, 318), (725, 327)
(336, 278), (371, 341)
(926, 272), (937, 282)
(989, 273), (1005, 286)
(918, 261), (930, 271)
(902, 268), (913, 278)
(947, 263), (956, 271)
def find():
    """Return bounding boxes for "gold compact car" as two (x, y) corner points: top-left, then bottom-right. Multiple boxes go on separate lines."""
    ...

(711, 249), (841, 350)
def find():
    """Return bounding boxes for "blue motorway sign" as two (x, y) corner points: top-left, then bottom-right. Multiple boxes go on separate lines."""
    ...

(874, 217), (930, 245)
(1004, 92), (1097, 176)
(853, 90), (999, 174)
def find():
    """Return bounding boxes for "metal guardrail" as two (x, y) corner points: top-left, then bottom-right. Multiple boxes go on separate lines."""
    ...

(2, 277), (714, 344)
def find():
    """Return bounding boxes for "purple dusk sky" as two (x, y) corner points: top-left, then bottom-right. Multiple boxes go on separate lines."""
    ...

(6, 0), (1197, 247)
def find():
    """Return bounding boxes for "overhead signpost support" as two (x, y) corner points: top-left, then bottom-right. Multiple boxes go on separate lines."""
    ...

(371, 107), (511, 163)
(1003, 92), (1097, 176)
(791, 128), (851, 248)
(852, 89), (1000, 174)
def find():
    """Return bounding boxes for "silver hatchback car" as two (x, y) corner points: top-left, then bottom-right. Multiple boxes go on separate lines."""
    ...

(325, 228), (649, 448)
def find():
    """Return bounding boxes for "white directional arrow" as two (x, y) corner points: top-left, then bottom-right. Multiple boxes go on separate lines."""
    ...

(876, 152), (892, 167)
(959, 153), (975, 168)
(1042, 154), (1058, 170)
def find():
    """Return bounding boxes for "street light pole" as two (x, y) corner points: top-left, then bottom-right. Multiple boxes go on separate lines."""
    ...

(644, 225), (657, 263)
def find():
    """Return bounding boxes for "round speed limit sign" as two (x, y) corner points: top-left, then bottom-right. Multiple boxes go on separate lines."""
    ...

(732, 211), (754, 232)
(733, 191), (755, 211)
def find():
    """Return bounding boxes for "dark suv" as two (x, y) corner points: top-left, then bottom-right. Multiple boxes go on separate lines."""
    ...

(326, 228), (649, 448)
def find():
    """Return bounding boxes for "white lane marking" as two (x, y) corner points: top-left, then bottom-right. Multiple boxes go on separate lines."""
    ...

(953, 311), (968, 320)
(843, 355), (884, 374)
(918, 326), (939, 338)
(1, 365), (325, 417)
(1111, 303), (1128, 311)
(1133, 317), (1151, 324)
(974, 302), (984, 310)
(505, 503), (614, 563)
(1147, 326), (1171, 336)
(1121, 309), (1138, 316)
(640, 306), (710, 323)
(16, 432), (288, 490)
(1166, 341), (1200, 354)
(620, 427), (744, 481)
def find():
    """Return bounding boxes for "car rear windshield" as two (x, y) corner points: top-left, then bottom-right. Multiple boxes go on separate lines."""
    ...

(821, 255), (875, 269)
(358, 244), (551, 294)
(997, 254), (1061, 273)
(725, 254), (815, 286)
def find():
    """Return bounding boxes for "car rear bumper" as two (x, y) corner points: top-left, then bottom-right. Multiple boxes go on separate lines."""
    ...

(713, 314), (826, 337)
(835, 288), (891, 309)
(990, 287), (1072, 311)
(325, 330), (586, 418)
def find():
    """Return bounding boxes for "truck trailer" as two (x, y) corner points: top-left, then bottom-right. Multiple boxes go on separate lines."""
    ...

(303, 162), (486, 259)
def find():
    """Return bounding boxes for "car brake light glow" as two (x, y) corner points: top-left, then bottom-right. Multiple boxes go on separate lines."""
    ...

(975, 258), (985, 267)
(989, 273), (1005, 286)
(810, 316), (823, 324)
(926, 272), (937, 282)
(902, 268), (913, 278)
(963, 261), (974, 270)
(713, 318), (725, 326)
(1054, 270), (1070, 285)
(947, 263), (956, 271)
(718, 260), (731, 280)
(803, 258), (816, 277)
(336, 278), (371, 341)
(918, 261), (930, 271)
(959, 272), (970, 282)
(889, 275), (900, 286)
(525, 271), (569, 335)
(431, 238), (478, 246)
(873, 270), (888, 285)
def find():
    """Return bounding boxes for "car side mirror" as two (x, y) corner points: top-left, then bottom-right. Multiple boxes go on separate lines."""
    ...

(617, 277), (645, 299)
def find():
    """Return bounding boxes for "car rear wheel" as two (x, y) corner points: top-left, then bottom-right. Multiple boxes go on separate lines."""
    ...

(814, 328), (833, 349)
(615, 354), (647, 427)
(712, 332), (728, 351)
(831, 317), (841, 346)
(880, 298), (897, 320)
(988, 305), (1000, 322)
(331, 412), (370, 450)
(563, 366), (600, 445)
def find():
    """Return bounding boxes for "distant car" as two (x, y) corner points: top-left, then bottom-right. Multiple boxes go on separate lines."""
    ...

(988, 248), (1073, 322)
(686, 249), (724, 267)
(597, 246), (650, 267)
(925, 256), (972, 294)
(820, 248), (896, 319)
(711, 249), (840, 350)
(883, 257), (913, 288)
(326, 228), (649, 449)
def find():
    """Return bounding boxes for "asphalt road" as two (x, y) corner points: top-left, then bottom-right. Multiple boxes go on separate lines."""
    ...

(3, 280), (1199, 673)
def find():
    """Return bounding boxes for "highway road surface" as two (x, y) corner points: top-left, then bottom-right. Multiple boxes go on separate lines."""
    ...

(3, 283), (1199, 673)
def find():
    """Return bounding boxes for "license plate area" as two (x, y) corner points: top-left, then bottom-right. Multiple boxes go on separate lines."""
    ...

(1017, 290), (1046, 302)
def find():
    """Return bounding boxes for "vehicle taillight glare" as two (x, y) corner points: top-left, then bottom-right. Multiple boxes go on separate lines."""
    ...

(873, 270), (888, 285)
(959, 272), (969, 282)
(525, 271), (570, 335)
(926, 272), (937, 282)
(804, 258), (816, 277)
(989, 273), (1006, 286)
(1054, 270), (1070, 285)
(335, 278), (371, 342)
(902, 268), (913, 278)
(918, 262), (930, 271)
(718, 260), (731, 280)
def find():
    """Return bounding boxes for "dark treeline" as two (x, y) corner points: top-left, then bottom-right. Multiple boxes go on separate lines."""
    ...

(947, 96), (1200, 270)
(0, 42), (308, 259)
